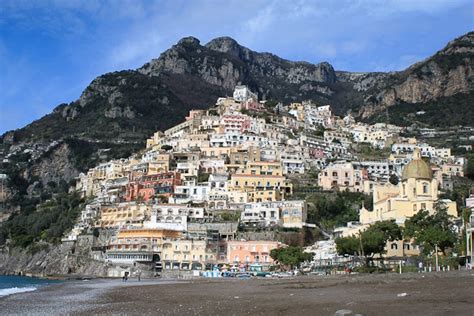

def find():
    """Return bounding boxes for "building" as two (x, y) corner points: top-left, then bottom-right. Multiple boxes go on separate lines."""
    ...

(226, 240), (283, 267)
(279, 200), (307, 228)
(99, 202), (150, 228)
(333, 148), (458, 259)
(151, 204), (205, 231)
(233, 85), (257, 102)
(465, 189), (474, 265)
(241, 202), (280, 227)
(360, 148), (457, 225)
(125, 171), (182, 202)
(161, 238), (214, 270)
(106, 227), (182, 264)
(318, 162), (366, 192)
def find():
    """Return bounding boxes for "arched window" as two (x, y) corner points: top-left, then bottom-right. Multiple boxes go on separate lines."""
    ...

(423, 183), (428, 194)
(391, 243), (398, 250)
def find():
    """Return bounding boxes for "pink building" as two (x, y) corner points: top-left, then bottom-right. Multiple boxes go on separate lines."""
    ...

(309, 148), (326, 159)
(242, 101), (265, 113)
(221, 114), (251, 133)
(318, 162), (366, 192)
(226, 240), (283, 266)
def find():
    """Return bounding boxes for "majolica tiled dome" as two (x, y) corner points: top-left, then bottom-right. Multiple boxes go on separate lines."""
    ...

(401, 148), (433, 181)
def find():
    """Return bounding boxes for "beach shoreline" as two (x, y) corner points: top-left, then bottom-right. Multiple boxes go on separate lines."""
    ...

(0, 277), (188, 315)
(1, 271), (473, 315)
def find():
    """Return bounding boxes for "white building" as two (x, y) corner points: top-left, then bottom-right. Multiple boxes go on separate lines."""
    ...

(241, 202), (280, 227)
(233, 85), (257, 102)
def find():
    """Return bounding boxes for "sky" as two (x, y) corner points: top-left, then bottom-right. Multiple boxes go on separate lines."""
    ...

(1, 0), (473, 134)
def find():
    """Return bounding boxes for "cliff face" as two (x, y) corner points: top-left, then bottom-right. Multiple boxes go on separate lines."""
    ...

(139, 36), (337, 101)
(352, 32), (474, 118)
(0, 243), (107, 277)
(28, 143), (78, 187)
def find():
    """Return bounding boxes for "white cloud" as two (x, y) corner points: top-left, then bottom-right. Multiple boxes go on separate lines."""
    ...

(370, 54), (424, 72)
(109, 30), (164, 69)
(356, 0), (472, 16)
(242, 4), (276, 34)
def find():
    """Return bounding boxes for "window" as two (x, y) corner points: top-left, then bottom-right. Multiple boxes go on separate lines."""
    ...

(403, 244), (411, 250)
(423, 183), (428, 194)
(391, 243), (398, 250)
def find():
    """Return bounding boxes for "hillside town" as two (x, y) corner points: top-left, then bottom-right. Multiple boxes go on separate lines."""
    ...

(52, 85), (473, 277)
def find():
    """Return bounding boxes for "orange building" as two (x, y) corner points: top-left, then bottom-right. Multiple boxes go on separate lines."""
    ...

(106, 227), (182, 264)
(125, 171), (181, 202)
(226, 240), (283, 266)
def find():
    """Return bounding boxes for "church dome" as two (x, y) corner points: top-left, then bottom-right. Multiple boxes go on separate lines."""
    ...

(401, 148), (433, 181)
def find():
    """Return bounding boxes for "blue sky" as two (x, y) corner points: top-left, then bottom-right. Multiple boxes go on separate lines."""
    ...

(1, 0), (473, 134)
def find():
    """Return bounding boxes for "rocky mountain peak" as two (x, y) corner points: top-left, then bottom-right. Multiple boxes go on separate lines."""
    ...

(177, 36), (201, 47)
(441, 31), (474, 56)
(205, 36), (243, 56)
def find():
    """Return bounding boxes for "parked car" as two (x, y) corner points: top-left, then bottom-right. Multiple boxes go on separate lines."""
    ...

(249, 264), (271, 277)
(271, 272), (293, 278)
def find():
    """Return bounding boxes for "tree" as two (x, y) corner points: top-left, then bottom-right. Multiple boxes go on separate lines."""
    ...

(270, 246), (312, 270)
(336, 220), (402, 265)
(335, 235), (359, 257)
(465, 153), (474, 180)
(389, 174), (399, 185)
(197, 172), (210, 182)
(404, 203), (457, 255)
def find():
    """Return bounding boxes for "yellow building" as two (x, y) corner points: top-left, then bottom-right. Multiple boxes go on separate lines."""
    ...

(161, 239), (215, 270)
(106, 227), (182, 264)
(334, 148), (459, 258)
(147, 155), (172, 174)
(99, 202), (150, 228)
(360, 148), (457, 225)
(146, 131), (164, 149)
(229, 161), (292, 202)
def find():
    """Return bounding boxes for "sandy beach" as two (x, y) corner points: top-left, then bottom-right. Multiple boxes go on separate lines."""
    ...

(0, 271), (473, 315)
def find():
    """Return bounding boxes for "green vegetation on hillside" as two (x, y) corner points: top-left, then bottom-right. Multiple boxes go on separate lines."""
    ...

(367, 92), (474, 127)
(0, 192), (85, 247)
(302, 191), (372, 230)
(65, 138), (141, 171)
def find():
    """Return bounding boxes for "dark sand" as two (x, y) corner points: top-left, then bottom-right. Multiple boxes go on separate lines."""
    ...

(1, 271), (473, 315)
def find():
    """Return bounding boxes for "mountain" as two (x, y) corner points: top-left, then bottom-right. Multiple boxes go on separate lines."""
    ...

(0, 32), (472, 210)
(341, 32), (474, 124)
